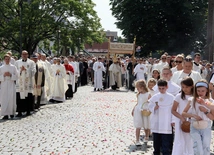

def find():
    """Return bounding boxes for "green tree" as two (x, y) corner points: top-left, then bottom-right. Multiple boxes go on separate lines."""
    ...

(117, 36), (125, 43)
(110, 0), (208, 56)
(0, 0), (104, 56)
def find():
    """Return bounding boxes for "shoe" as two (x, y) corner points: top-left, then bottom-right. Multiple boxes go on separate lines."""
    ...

(144, 137), (149, 142)
(10, 115), (14, 118)
(94, 88), (96, 91)
(26, 112), (31, 116)
(97, 89), (100, 91)
(16, 113), (22, 117)
(2, 116), (8, 120)
(49, 99), (55, 103)
(135, 141), (141, 146)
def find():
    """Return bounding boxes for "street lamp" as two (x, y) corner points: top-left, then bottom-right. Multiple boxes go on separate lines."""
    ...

(57, 30), (61, 56)
(18, 0), (23, 54)
(78, 37), (81, 53)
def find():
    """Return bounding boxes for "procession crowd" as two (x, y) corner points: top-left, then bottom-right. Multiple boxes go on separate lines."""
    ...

(90, 52), (214, 155)
(1, 50), (214, 154)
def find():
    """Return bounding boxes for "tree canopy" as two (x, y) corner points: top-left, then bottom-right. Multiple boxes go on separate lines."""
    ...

(110, 0), (208, 56)
(0, 0), (104, 56)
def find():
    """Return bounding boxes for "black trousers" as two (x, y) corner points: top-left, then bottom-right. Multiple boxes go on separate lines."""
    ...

(74, 83), (77, 93)
(128, 74), (135, 91)
(153, 133), (173, 155)
(35, 89), (43, 109)
(16, 92), (35, 113)
(65, 84), (73, 98)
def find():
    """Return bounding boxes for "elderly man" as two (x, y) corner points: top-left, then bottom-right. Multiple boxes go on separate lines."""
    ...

(15, 50), (36, 117)
(49, 58), (67, 103)
(31, 54), (46, 109)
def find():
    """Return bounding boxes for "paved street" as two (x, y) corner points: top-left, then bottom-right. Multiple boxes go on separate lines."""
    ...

(1, 85), (214, 155)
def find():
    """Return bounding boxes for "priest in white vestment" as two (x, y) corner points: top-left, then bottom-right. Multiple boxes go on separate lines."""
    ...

(15, 50), (36, 117)
(0, 54), (18, 119)
(38, 53), (52, 104)
(64, 58), (74, 99)
(93, 57), (106, 91)
(109, 57), (122, 90)
(31, 54), (47, 109)
(49, 58), (67, 103)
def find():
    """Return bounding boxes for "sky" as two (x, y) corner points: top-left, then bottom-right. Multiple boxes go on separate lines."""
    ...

(92, 0), (122, 36)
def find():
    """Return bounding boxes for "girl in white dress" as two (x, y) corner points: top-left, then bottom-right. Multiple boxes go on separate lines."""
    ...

(147, 78), (157, 97)
(132, 79), (151, 145)
(171, 77), (194, 155)
(182, 80), (214, 155)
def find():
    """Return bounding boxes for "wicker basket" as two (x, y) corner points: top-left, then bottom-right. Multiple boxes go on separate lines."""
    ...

(141, 110), (151, 116)
(181, 121), (190, 133)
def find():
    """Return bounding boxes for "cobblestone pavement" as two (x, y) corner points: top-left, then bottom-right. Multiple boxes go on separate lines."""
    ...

(1, 85), (214, 155)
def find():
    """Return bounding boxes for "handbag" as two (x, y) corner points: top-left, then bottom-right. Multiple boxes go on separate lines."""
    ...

(181, 120), (190, 133)
(141, 101), (151, 116)
(192, 120), (208, 130)
(141, 110), (151, 116)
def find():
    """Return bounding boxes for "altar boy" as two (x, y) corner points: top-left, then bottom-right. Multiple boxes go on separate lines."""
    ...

(148, 79), (174, 155)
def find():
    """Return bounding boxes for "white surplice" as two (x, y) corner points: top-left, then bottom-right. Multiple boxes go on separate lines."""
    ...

(193, 62), (207, 78)
(133, 63), (147, 80)
(153, 61), (169, 73)
(153, 80), (181, 96)
(50, 64), (67, 101)
(93, 61), (105, 89)
(148, 92), (174, 134)
(0, 64), (18, 116)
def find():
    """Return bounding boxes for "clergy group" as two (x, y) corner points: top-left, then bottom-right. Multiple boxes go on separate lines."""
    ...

(0, 50), (80, 119)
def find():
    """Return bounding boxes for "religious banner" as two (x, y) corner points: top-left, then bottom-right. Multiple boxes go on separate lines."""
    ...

(107, 37), (136, 59)
(109, 43), (134, 51)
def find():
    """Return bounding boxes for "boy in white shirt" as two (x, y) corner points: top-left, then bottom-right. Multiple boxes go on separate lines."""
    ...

(149, 79), (174, 155)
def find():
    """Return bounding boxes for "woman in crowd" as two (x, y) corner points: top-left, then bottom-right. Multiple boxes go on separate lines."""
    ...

(171, 54), (184, 74)
(171, 56), (202, 86)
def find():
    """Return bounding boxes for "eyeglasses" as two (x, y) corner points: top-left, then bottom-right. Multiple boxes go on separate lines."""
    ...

(162, 58), (166, 60)
(175, 61), (182, 63)
(185, 58), (192, 62)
